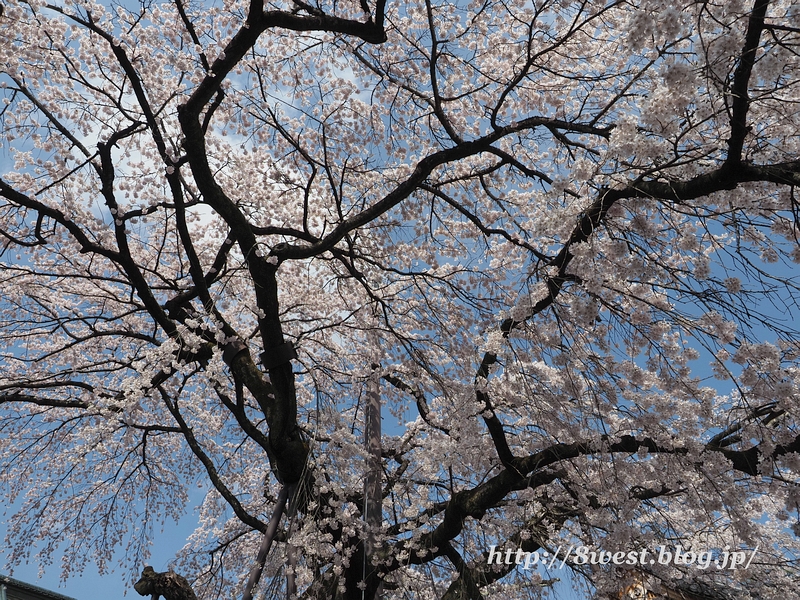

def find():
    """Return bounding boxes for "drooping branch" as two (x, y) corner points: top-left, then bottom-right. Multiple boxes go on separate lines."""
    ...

(159, 386), (267, 533)
(96, 135), (180, 338)
(469, 2), (784, 458)
(382, 372), (450, 434)
(440, 510), (570, 600)
(387, 430), (800, 570)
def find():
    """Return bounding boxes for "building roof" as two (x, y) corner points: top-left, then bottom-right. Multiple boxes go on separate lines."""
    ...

(0, 574), (77, 600)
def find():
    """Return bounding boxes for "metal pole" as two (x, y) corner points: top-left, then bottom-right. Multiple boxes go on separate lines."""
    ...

(243, 484), (290, 600)
(286, 482), (299, 599)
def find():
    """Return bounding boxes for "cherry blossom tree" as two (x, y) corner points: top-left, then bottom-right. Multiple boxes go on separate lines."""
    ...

(2, 0), (800, 598)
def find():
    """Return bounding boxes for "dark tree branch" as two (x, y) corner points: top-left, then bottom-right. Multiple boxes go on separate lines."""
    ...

(388, 431), (800, 569)
(726, 0), (771, 165)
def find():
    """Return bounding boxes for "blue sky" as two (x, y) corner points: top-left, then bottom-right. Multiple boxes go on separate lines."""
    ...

(0, 504), (197, 599)
(0, 540), (588, 600)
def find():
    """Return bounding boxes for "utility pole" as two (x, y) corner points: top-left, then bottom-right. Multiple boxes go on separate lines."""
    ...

(363, 357), (383, 598)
